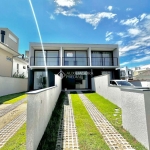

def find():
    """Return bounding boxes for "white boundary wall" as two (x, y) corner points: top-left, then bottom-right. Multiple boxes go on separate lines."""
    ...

(92, 74), (150, 149)
(0, 76), (27, 96)
(26, 75), (62, 150)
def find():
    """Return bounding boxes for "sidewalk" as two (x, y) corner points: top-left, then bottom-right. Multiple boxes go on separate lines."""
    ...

(77, 91), (135, 150)
(0, 98), (27, 117)
(55, 92), (79, 150)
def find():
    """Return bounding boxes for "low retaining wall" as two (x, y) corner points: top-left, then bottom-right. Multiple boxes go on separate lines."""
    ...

(26, 75), (62, 150)
(0, 76), (27, 96)
(92, 74), (150, 149)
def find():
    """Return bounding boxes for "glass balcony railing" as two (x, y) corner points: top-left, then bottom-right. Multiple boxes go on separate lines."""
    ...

(63, 57), (89, 66)
(30, 57), (118, 66)
(91, 57), (118, 66)
(30, 57), (60, 66)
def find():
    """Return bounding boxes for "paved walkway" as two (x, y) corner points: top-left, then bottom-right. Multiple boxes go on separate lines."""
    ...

(77, 91), (135, 150)
(56, 92), (79, 150)
(0, 98), (27, 117)
(0, 111), (26, 148)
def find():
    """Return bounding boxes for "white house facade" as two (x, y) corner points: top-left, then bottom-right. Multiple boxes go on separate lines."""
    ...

(28, 43), (120, 90)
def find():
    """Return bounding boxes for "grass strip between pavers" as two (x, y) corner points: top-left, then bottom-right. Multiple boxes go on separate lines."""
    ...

(71, 93), (110, 150)
(0, 92), (27, 104)
(84, 92), (147, 150)
(37, 91), (66, 150)
(0, 123), (26, 150)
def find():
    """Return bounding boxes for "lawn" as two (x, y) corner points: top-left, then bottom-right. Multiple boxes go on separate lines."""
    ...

(0, 92), (27, 104)
(37, 92), (66, 150)
(0, 123), (26, 150)
(83, 92), (147, 150)
(71, 92), (109, 150)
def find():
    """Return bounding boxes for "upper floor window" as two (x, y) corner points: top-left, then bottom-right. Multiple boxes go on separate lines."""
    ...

(1, 30), (5, 43)
(34, 50), (59, 66)
(64, 51), (87, 66)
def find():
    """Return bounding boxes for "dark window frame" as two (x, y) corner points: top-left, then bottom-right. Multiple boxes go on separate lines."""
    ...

(34, 50), (59, 66)
(64, 50), (88, 66)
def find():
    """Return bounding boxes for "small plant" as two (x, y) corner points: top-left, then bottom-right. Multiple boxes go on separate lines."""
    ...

(13, 72), (25, 78)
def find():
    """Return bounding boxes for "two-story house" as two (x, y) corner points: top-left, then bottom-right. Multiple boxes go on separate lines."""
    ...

(28, 43), (120, 90)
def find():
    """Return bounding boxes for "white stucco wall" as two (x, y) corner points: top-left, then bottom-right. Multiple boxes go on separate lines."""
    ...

(0, 76), (27, 96)
(13, 58), (28, 78)
(121, 89), (149, 149)
(26, 75), (62, 150)
(92, 74), (122, 107)
(92, 74), (150, 149)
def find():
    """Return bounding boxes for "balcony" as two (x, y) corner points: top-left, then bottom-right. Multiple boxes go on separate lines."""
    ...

(30, 57), (118, 67)
(91, 57), (118, 66)
(30, 57), (60, 66)
(63, 57), (89, 66)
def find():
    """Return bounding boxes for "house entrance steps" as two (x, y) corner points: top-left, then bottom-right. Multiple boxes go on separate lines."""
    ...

(0, 111), (26, 148)
(55, 92), (79, 150)
(0, 98), (27, 117)
(77, 91), (135, 150)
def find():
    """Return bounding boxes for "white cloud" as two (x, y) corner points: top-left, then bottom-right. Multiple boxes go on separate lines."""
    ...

(144, 49), (150, 54)
(120, 55), (150, 66)
(105, 31), (113, 41)
(117, 32), (128, 38)
(120, 45), (140, 53)
(116, 41), (123, 45)
(127, 28), (141, 37)
(139, 13), (147, 21)
(106, 31), (113, 37)
(133, 55), (150, 63)
(120, 61), (130, 66)
(50, 14), (55, 20)
(78, 12), (116, 29)
(54, 0), (80, 7)
(107, 6), (113, 11)
(126, 8), (132, 11)
(120, 17), (139, 26)
(55, 9), (117, 29)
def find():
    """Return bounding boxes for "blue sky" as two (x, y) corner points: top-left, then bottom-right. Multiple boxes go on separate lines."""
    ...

(0, 0), (150, 68)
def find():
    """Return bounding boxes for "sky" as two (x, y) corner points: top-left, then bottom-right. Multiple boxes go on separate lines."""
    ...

(0, 0), (150, 69)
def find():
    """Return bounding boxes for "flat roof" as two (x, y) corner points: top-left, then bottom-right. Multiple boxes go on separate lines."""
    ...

(30, 43), (118, 51)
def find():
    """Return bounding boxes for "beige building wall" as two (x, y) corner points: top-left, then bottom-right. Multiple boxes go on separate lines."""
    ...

(0, 28), (19, 52)
(0, 48), (13, 77)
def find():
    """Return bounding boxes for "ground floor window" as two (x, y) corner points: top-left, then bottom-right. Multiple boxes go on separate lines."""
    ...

(34, 71), (47, 89)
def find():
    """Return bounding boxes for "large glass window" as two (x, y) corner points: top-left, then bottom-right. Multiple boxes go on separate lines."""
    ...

(64, 51), (87, 66)
(91, 51), (112, 66)
(47, 51), (59, 66)
(76, 51), (87, 66)
(64, 51), (75, 66)
(102, 52), (112, 66)
(91, 51), (102, 66)
(34, 71), (47, 89)
(35, 51), (46, 66)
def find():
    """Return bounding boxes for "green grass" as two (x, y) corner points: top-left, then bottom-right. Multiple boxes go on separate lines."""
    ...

(0, 92), (27, 104)
(37, 92), (66, 150)
(84, 92), (147, 150)
(0, 123), (26, 150)
(71, 93), (109, 150)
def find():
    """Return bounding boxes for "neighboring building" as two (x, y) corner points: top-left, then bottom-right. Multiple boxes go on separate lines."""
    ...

(0, 28), (28, 77)
(28, 43), (120, 90)
(120, 66), (133, 80)
(12, 56), (28, 78)
(133, 69), (150, 80)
